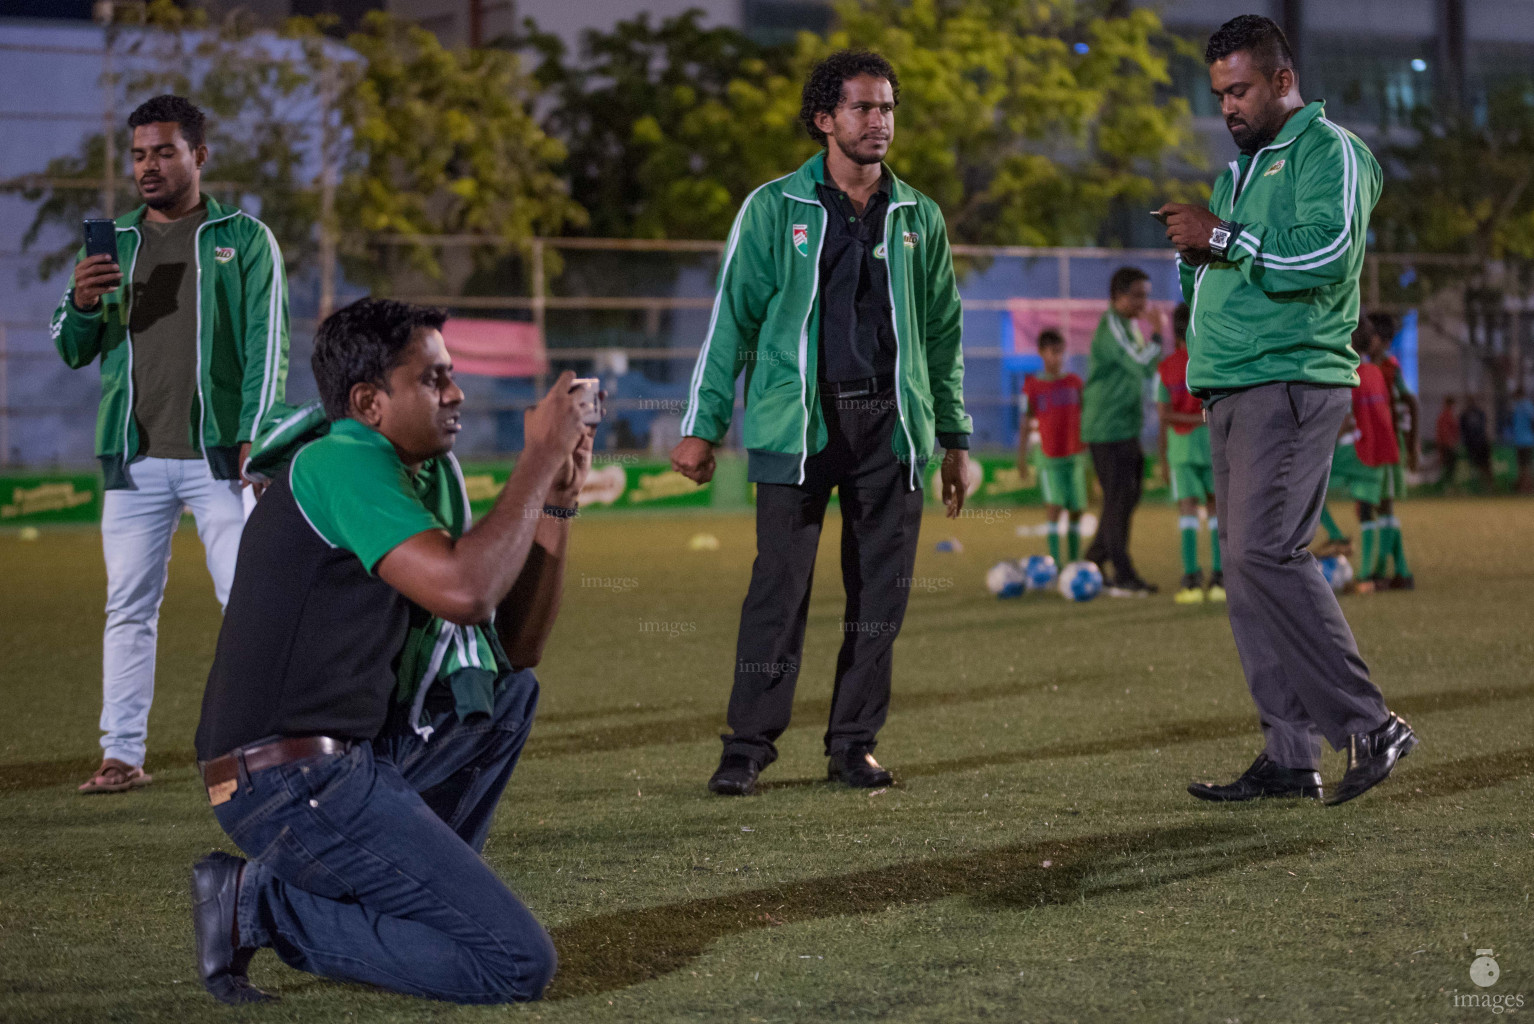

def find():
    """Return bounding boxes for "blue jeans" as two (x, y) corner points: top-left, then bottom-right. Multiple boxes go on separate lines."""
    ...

(212, 668), (555, 1003)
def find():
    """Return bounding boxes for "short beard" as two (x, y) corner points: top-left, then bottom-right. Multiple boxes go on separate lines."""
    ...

(1232, 113), (1281, 156)
(140, 181), (192, 211)
(832, 136), (884, 166)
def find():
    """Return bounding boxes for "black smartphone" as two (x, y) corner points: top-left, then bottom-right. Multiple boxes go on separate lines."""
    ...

(83, 218), (118, 261)
(1149, 209), (1169, 225)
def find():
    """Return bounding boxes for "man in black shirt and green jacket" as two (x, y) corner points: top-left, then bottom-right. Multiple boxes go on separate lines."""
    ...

(671, 51), (972, 796)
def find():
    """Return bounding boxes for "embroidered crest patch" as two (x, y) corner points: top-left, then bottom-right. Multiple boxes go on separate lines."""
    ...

(214, 246), (236, 264)
(792, 224), (808, 257)
(1263, 159), (1286, 177)
(873, 242), (888, 260)
(903, 231), (920, 248)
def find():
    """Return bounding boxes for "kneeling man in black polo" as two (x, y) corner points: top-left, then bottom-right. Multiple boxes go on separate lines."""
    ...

(190, 298), (591, 1004)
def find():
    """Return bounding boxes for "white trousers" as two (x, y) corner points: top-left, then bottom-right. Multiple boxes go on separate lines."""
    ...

(99, 457), (251, 766)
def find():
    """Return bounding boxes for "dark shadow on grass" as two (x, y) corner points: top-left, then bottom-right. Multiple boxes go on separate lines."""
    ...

(3, 682), (1527, 794)
(895, 681), (1534, 782)
(525, 671), (1104, 760)
(544, 744), (1534, 1000)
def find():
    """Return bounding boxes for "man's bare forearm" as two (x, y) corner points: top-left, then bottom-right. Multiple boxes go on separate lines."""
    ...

(496, 511), (569, 668)
(447, 449), (565, 619)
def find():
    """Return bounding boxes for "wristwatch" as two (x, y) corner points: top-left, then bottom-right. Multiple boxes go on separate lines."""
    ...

(1207, 220), (1242, 261)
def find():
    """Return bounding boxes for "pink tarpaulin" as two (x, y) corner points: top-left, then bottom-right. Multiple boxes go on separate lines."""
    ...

(441, 318), (547, 377)
(1007, 299), (1180, 357)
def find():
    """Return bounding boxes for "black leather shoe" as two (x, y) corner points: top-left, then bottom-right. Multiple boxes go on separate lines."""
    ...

(1188, 753), (1323, 802)
(827, 747), (894, 788)
(1107, 575), (1159, 597)
(1325, 712), (1418, 806)
(192, 852), (275, 1004)
(708, 753), (762, 796)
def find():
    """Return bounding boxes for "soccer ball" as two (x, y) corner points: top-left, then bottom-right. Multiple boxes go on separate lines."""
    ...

(1022, 554), (1058, 592)
(1058, 561), (1103, 602)
(985, 560), (1026, 599)
(1319, 555), (1353, 592)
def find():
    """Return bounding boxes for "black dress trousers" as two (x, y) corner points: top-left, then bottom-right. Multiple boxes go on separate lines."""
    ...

(721, 388), (925, 766)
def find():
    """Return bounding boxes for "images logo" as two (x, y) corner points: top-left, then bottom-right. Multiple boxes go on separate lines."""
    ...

(792, 224), (808, 257)
(1452, 948), (1525, 1014)
(1472, 950), (1501, 989)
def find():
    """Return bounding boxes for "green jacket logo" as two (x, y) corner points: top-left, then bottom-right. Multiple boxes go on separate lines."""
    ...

(904, 231), (920, 248)
(1263, 159), (1286, 177)
(792, 224), (808, 257)
(214, 246), (236, 263)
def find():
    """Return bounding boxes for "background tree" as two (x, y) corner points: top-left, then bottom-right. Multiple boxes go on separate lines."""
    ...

(1374, 84), (1534, 416)
(513, 10), (800, 240)
(7, 3), (581, 298)
(342, 12), (583, 291)
(519, 0), (1200, 246)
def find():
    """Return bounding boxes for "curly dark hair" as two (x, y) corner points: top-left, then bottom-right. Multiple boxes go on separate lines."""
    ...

(127, 94), (207, 148)
(312, 298), (448, 420)
(799, 49), (899, 146)
(1205, 15), (1295, 75)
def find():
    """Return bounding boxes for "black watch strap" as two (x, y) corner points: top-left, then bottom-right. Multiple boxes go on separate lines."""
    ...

(1208, 220), (1243, 260)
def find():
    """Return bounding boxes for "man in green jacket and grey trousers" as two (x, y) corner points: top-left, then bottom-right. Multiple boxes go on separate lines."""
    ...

(1159, 16), (1416, 807)
(671, 51), (972, 796)
(51, 96), (288, 795)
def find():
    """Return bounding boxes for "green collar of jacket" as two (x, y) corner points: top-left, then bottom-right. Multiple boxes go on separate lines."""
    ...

(783, 150), (920, 206)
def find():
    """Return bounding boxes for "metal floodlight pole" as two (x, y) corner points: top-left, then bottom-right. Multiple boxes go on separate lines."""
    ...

(95, 1), (116, 218)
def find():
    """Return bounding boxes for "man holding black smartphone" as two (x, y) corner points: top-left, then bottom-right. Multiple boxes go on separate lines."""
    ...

(50, 95), (289, 795)
(1156, 16), (1415, 806)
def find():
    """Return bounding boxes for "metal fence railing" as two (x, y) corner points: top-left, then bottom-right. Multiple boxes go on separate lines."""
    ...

(0, 238), (1513, 468)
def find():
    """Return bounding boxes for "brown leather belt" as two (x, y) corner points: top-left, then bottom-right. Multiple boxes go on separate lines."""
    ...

(199, 736), (353, 806)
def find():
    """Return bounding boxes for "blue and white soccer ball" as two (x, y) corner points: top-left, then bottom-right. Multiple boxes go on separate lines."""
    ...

(1057, 560), (1103, 602)
(1022, 554), (1058, 592)
(985, 560), (1026, 599)
(1319, 554), (1353, 592)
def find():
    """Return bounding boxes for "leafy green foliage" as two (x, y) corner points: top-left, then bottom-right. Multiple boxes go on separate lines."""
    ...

(514, 10), (804, 240)
(342, 12), (583, 286)
(1375, 85), (1534, 260)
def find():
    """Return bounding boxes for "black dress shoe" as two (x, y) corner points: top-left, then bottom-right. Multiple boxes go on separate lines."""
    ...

(1325, 712), (1418, 806)
(708, 753), (762, 796)
(1107, 575), (1159, 597)
(192, 852), (275, 1004)
(1188, 753), (1323, 802)
(827, 747), (894, 788)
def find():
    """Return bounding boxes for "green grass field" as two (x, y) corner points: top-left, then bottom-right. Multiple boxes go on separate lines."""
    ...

(2, 497), (1532, 1023)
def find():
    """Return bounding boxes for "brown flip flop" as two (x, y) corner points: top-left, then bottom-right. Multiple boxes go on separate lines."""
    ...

(78, 758), (153, 794)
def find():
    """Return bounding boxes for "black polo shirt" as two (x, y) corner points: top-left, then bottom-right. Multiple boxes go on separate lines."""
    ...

(815, 176), (897, 385)
(194, 418), (454, 760)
